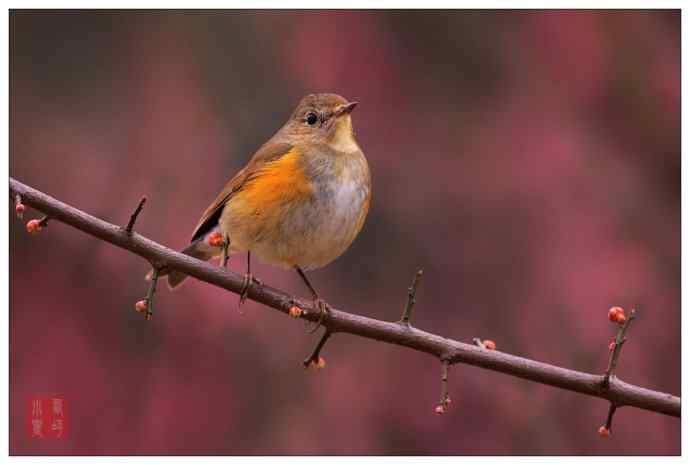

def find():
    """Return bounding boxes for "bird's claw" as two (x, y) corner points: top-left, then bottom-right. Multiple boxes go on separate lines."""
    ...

(307, 297), (330, 334)
(237, 273), (253, 313)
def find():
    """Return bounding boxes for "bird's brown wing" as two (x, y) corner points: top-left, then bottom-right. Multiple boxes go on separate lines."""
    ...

(190, 141), (294, 242)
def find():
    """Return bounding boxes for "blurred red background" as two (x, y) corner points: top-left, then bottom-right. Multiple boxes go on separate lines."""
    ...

(10, 10), (679, 455)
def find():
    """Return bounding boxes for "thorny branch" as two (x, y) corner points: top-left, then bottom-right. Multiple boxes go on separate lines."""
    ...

(9, 177), (681, 422)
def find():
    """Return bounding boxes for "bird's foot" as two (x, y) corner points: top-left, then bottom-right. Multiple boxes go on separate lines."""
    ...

(306, 297), (330, 334)
(220, 248), (229, 269)
(220, 235), (230, 269)
(237, 272), (254, 314)
(237, 274), (262, 313)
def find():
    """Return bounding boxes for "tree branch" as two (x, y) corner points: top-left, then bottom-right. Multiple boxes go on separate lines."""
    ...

(9, 177), (681, 419)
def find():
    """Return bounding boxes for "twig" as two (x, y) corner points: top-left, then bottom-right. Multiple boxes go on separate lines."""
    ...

(15, 194), (25, 218)
(124, 196), (147, 234)
(8, 177), (681, 419)
(37, 216), (49, 227)
(399, 269), (423, 326)
(603, 309), (636, 388)
(143, 267), (160, 321)
(597, 308), (636, 436)
(303, 330), (332, 368)
(435, 358), (451, 413)
(605, 403), (617, 431)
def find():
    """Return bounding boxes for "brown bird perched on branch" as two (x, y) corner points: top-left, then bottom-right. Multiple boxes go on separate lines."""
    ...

(150, 93), (371, 319)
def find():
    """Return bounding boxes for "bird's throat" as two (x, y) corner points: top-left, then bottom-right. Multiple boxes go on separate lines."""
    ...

(328, 115), (359, 153)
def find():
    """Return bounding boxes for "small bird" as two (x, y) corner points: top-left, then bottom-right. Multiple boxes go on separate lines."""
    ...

(153, 93), (371, 316)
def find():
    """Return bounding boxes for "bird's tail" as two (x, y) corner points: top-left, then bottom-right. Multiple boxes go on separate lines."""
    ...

(145, 240), (216, 290)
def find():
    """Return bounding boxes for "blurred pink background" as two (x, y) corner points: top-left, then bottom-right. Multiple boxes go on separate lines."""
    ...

(10, 10), (679, 455)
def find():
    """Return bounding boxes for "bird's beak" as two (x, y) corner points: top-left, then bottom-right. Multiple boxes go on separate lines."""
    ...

(335, 101), (358, 116)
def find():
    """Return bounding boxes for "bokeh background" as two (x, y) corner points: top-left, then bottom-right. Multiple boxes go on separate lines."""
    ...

(9, 10), (680, 455)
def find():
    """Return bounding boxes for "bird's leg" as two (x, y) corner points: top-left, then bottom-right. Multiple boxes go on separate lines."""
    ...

(295, 266), (329, 332)
(237, 251), (253, 312)
(220, 234), (230, 269)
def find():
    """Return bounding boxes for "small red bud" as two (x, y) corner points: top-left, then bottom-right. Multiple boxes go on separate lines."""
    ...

(15, 202), (25, 218)
(615, 312), (626, 324)
(316, 357), (326, 369)
(608, 306), (625, 323)
(135, 300), (148, 313)
(288, 306), (303, 318)
(208, 232), (224, 247)
(483, 340), (497, 350)
(435, 405), (445, 415)
(608, 341), (616, 352)
(26, 219), (42, 234)
(598, 426), (610, 438)
(307, 356), (326, 370)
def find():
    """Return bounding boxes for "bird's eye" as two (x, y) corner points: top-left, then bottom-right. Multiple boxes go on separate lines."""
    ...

(306, 112), (318, 126)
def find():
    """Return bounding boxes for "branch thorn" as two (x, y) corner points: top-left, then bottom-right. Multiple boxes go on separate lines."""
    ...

(124, 196), (147, 234)
(399, 268), (423, 326)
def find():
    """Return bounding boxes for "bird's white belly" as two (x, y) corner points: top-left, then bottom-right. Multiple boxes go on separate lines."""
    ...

(251, 177), (369, 270)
